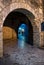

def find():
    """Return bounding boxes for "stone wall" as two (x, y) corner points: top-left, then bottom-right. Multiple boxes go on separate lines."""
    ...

(3, 26), (17, 40)
(0, 22), (3, 57)
(0, 0), (43, 57)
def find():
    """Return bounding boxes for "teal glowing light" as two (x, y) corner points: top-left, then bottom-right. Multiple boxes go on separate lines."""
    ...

(18, 24), (28, 48)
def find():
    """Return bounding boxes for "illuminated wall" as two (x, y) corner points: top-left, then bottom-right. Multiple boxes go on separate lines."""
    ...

(3, 26), (17, 40)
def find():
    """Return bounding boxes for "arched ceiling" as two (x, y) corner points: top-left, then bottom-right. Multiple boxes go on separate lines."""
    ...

(0, 0), (43, 20)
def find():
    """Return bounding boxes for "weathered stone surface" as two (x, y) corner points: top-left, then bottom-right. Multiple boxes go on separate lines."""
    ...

(0, 34), (3, 57)
(1, 0), (12, 6)
(2, 40), (44, 65)
(0, 0), (43, 57)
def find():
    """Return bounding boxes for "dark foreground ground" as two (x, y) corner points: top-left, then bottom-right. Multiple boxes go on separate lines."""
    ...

(0, 39), (44, 65)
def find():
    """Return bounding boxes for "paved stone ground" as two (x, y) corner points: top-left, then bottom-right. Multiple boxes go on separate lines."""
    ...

(0, 39), (44, 65)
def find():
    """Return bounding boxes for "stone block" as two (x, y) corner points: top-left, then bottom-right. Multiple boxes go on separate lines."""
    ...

(0, 40), (3, 57)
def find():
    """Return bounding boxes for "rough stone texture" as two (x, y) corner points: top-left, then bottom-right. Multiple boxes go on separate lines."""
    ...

(0, 0), (43, 57)
(0, 33), (3, 57)
(0, 21), (3, 57)
(33, 32), (40, 46)
(40, 32), (44, 47)
(1, 0), (12, 6)
(1, 40), (44, 65)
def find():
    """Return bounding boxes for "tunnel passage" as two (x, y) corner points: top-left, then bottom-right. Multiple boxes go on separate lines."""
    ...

(3, 11), (33, 45)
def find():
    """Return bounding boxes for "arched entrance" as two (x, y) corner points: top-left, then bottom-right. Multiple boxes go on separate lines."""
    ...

(3, 8), (34, 54)
(0, 2), (41, 57)
(3, 11), (33, 44)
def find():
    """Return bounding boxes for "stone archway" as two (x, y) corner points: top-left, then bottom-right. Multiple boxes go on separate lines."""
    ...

(0, 2), (40, 57)
(3, 10), (34, 46)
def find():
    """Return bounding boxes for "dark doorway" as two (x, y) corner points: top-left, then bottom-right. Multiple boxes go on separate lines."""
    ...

(41, 22), (44, 31)
(3, 10), (33, 45)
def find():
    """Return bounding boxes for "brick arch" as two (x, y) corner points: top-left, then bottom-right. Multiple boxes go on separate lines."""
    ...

(0, 2), (41, 57)
(0, 2), (40, 53)
(1, 2), (39, 34)
(1, 2), (36, 22)
(3, 10), (34, 45)
(1, 2), (40, 46)
(1, 2), (39, 32)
